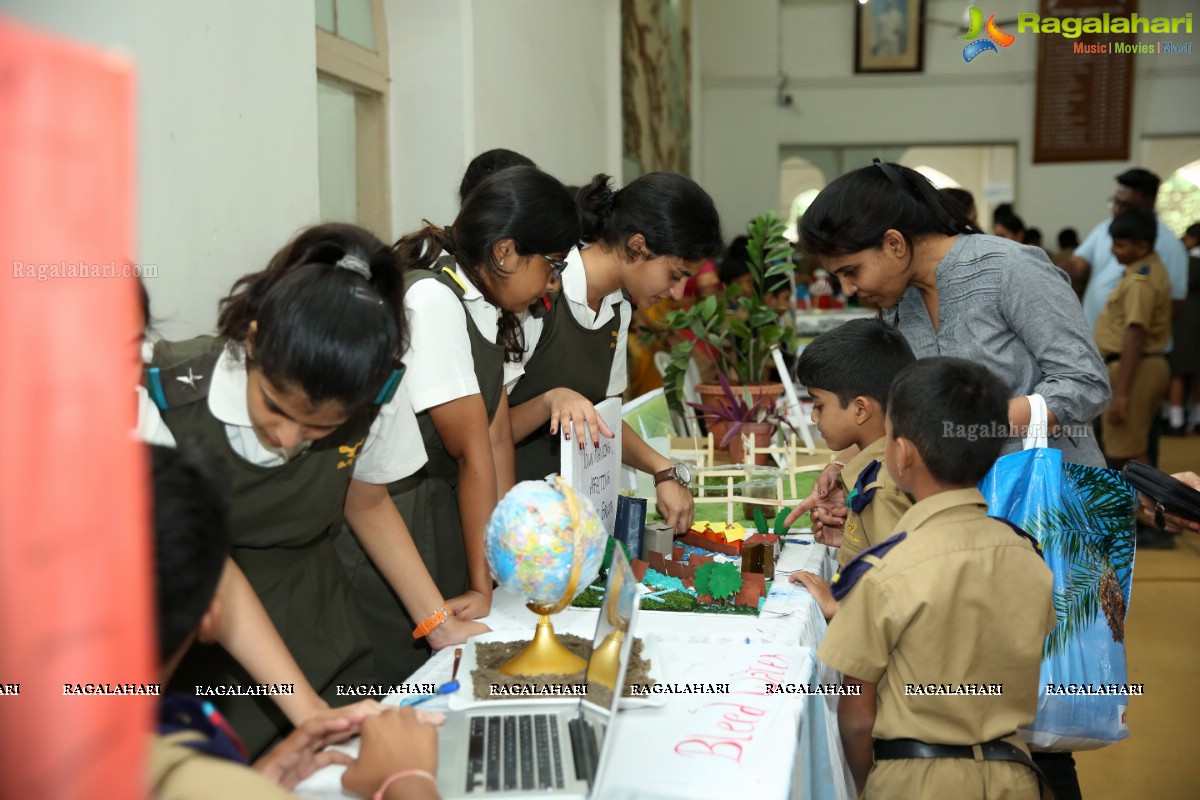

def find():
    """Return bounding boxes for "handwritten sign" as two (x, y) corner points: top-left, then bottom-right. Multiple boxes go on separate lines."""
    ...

(560, 397), (622, 535)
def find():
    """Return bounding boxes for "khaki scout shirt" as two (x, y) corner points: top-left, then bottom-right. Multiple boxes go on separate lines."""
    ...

(837, 438), (912, 567)
(150, 731), (295, 799)
(820, 488), (1054, 742)
(1094, 253), (1173, 357)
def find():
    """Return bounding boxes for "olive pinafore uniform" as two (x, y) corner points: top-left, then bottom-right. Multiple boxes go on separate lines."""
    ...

(507, 288), (623, 482)
(333, 264), (505, 683)
(145, 337), (376, 759)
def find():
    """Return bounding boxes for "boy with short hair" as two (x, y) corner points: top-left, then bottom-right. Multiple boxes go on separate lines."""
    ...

(149, 444), (441, 799)
(1094, 206), (1174, 467)
(786, 319), (915, 620)
(818, 358), (1055, 799)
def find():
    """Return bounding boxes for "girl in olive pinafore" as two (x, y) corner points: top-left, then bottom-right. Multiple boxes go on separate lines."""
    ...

(142, 224), (415, 758)
(334, 166), (583, 682)
(508, 172), (724, 535)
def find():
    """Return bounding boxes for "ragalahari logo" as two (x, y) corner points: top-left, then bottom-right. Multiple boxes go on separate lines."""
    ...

(962, 7), (1015, 61)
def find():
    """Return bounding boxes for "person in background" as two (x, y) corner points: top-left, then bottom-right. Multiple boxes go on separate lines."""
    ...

(1064, 169), (1188, 334)
(1093, 208), (1173, 471)
(1025, 227), (1045, 251)
(993, 210), (1026, 243)
(458, 148), (535, 206)
(940, 187), (978, 230)
(1053, 227), (1084, 296)
(1165, 222), (1200, 436)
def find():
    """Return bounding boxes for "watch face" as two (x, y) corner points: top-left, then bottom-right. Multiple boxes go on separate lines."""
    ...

(675, 463), (692, 485)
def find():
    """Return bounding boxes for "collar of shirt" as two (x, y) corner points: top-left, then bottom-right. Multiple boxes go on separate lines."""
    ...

(452, 262), (503, 344)
(563, 246), (622, 329)
(890, 487), (987, 534)
(1123, 252), (1163, 277)
(840, 437), (888, 492)
(208, 344), (310, 463)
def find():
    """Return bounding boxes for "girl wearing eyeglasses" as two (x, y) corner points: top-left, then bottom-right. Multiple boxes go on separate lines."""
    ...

(333, 166), (579, 682)
(507, 171), (725, 535)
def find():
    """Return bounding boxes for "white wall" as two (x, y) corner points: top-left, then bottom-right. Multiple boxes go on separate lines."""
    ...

(696, 0), (1200, 242)
(388, 0), (622, 237)
(4, 0), (321, 340)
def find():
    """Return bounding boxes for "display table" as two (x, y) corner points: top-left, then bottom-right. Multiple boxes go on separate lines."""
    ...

(295, 537), (852, 800)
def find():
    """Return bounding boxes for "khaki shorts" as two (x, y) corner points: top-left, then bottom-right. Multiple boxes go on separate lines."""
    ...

(1104, 355), (1170, 459)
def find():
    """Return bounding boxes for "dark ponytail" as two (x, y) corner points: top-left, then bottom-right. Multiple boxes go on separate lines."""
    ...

(577, 172), (723, 263)
(394, 166), (578, 362)
(216, 222), (405, 411)
(799, 160), (977, 258)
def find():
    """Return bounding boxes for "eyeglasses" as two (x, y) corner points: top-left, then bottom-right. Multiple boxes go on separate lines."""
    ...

(542, 254), (569, 282)
(1107, 196), (1130, 212)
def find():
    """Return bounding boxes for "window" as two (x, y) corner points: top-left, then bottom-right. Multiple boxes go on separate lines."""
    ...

(315, 0), (390, 239)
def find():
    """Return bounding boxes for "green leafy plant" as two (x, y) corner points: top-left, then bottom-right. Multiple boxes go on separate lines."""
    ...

(687, 373), (795, 447)
(663, 211), (795, 417)
(707, 561), (744, 605)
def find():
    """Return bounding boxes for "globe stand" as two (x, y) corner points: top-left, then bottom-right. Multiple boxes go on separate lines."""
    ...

(499, 606), (587, 677)
(585, 627), (625, 690)
(498, 476), (592, 678)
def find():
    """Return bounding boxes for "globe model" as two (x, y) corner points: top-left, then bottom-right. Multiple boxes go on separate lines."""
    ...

(486, 478), (607, 609)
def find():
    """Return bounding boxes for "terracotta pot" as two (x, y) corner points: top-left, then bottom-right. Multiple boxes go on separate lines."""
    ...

(695, 382), (785, 451)
(728, 421), (777, 466)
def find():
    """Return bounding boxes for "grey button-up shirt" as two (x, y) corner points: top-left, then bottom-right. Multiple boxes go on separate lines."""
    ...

(883, 234), (1110, 467)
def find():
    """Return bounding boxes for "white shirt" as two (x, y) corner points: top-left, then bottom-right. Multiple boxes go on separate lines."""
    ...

(518, 247), (629, 397)
(136, 343), (427, 483)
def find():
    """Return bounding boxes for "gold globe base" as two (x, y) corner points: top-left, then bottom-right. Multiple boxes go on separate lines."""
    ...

(499, 610), (586, 677)
(585, 629), (625, 690)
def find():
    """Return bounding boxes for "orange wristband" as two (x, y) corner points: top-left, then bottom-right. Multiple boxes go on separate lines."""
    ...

(375, 768), (437, 799)
(412, 605), (452, 639)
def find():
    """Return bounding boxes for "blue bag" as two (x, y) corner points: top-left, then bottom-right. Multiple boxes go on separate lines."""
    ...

(979, 447), (1137, 751)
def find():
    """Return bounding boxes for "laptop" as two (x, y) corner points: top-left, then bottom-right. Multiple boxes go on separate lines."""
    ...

(437, 546), (640, 799)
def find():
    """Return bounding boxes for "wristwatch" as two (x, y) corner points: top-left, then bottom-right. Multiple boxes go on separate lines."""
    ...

(653, 462), (692, 487)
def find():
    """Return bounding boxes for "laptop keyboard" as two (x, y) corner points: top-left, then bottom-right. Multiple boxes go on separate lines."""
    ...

(466, 713), (565, 793)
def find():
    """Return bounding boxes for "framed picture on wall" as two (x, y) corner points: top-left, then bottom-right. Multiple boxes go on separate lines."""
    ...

(855, 0), (925, 73)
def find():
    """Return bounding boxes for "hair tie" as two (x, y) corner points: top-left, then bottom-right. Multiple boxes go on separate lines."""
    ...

(336, 253), (372, 280)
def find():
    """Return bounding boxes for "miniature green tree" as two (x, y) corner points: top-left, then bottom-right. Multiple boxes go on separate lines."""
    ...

(707, 562), (743, 606)
(693, 561), (716, 597)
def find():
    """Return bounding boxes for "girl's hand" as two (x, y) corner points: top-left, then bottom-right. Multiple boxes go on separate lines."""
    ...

(790, 571), (838, 621)
(445, 587), (492, 620)
(545, 388), (614, 448)
(426, 616), (489, 651)
(342, 708), (438, 798)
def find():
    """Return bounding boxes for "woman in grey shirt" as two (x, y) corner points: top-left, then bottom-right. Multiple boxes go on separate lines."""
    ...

(801, 159), (1109, 467)
(796, 159), (1105, 800)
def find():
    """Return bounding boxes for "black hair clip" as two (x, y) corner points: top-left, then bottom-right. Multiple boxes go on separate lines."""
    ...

(873, 157), (909, 191)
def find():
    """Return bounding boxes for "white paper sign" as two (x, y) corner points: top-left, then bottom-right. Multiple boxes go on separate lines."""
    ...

(560, 396), (623, 535)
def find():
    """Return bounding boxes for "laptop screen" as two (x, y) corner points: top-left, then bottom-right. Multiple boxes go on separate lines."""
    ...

(574, 545), (639, 790)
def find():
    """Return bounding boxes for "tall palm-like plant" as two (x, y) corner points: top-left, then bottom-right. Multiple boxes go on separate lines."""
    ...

(1025, 464), (1137, 659)
(662, 211), (795, 417)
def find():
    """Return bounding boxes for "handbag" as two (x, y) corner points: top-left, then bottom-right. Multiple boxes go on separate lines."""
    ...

(978, 395), (1137, 751)
(1122, 461), (1200, 525)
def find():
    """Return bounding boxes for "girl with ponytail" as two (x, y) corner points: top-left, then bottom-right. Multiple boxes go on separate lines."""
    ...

(139, 222), (482, 756)
(507, 171), (724, 534)
(335, 166), (580, 681)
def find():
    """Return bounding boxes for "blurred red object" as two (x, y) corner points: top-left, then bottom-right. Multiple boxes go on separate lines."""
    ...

(0, 16), (152, 800)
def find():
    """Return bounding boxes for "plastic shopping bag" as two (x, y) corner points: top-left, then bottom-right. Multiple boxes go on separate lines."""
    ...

(979, 447), (1137, 751)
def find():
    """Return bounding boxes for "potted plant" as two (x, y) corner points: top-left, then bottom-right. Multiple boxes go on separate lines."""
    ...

(687, 374), (794, 465)
(663, 210), (796, 435)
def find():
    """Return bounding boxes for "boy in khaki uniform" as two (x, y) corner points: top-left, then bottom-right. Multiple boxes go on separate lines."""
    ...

(1095, 207), (1174, 467)
(818, 359), (1055, 800)
(785, 319), (915, 620)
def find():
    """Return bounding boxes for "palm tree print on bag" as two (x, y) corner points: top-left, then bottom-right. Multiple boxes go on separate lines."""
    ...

(1023, 463), (1137, 659)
